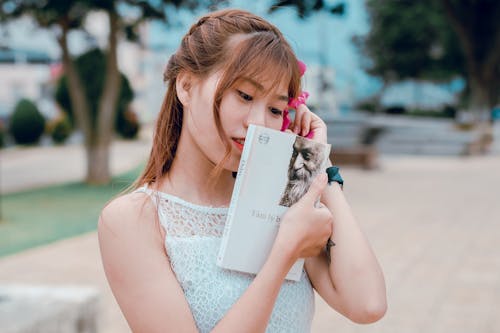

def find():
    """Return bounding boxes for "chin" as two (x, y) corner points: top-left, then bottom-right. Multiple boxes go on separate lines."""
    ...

(228, 150), (243, 172)
(228, 160), (240, 173)
(219, 156), (240, 174)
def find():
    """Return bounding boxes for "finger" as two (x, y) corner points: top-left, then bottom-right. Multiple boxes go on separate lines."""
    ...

(300, 110), (311, 137)
(301, 173), (328, 205)
(293, 109), (302, 134)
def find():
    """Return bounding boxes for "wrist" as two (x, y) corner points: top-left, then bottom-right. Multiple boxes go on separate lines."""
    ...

(270, 236), (299, 268)
(321, 173), (343, 206)
(321, 180), (343, 201)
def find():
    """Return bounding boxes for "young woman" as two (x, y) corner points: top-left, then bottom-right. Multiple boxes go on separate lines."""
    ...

(98, 9), (387, 333)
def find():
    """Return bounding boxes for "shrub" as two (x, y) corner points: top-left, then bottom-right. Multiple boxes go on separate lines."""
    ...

(384, 105), (406, 114)
(9, 99), (46, 145)
(0, 120), (5, 148)
(406, 107), (456, 119)
(441, 105), (457, 118)
(49, 115), (73, 144)
(355, 99), (378, 113)
(55, 48), (135, 136)
(117, 108), (139, 139)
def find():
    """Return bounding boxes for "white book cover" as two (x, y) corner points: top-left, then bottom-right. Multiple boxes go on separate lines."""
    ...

(217, 124), (331, 281)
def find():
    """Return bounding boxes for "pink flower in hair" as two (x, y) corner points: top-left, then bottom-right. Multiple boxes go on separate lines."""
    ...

(298, 60), (307, 76)
(281, 59), (311, 136)
(288, 59), (309, 109)
(288, 91), (309, 110)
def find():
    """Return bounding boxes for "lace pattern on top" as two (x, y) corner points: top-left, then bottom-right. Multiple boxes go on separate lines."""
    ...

(134, 185), (315, 333)
(135, 185), (228, 237)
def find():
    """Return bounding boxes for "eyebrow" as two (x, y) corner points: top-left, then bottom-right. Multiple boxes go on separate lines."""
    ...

(241, 78), (289, 102)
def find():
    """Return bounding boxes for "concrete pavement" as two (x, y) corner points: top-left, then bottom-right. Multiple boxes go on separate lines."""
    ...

(1, 136), (500, 332)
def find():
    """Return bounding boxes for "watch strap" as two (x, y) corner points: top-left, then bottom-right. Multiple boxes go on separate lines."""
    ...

(326, 166), (344, 188)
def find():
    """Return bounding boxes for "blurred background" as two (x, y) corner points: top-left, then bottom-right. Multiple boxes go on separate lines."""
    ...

(0, 0), (499, 332)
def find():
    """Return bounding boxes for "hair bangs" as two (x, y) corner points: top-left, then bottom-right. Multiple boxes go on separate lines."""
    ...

(219, 32), (302, 100)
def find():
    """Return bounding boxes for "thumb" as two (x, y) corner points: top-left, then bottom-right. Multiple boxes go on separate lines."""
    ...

(301, 173), (328, 205)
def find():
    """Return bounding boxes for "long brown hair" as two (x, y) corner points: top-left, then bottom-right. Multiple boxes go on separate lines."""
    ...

(132, 9), (302, 190)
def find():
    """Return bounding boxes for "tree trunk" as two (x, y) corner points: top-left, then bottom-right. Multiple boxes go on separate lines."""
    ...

(90, 10), (121, 184)
(58, 12), (121, 184)
(440, 0), (497, 151)
(58, 18), (115, 183)
(469, 79), (490, 120)
(57, 21), (92, 144)
(86, 141), (111, 184)
(469, 78), (494, 152)
(375, 79), (390, 114)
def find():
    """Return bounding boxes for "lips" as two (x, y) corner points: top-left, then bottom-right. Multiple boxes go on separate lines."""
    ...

(232, 138), (245, 151)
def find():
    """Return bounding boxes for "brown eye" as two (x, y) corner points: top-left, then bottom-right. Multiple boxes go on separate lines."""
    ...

(270, 108), (283, 116)
(237, 90), (253, 101)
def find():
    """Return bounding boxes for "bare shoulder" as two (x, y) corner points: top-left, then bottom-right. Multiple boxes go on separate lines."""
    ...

(97, 192), (197, 331)
(98, 191), (165, 244)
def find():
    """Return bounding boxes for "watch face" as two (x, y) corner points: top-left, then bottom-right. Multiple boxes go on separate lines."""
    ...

(326, 166), (344, 188)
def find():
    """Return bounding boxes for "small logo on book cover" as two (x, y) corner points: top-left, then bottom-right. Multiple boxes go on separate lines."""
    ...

(258, 133), (270, 144)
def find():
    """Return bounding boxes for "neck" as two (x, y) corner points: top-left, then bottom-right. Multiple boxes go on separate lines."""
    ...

(156, 129), (235, 207)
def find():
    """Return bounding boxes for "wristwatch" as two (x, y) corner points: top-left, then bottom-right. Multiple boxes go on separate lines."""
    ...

(325, 238), (335, 262)
(326, 166), (344, 189)
(324, 166), (342, 261)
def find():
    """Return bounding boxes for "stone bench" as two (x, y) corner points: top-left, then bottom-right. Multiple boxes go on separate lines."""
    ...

(325, 118), (384, 170)
(0, 285), (99, 333)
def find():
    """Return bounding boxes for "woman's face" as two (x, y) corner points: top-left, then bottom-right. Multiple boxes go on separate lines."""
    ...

(183, 70), (289, 172)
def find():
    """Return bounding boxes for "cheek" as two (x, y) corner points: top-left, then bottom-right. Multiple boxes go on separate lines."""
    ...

(219, 96), (245, 128)
(305, 160), (318, 171)
(219, 94), (283, 131)
(193, 91), (225, 139)
(187, 98), (226, 159)
(191, 108), (217, 142)
(268, 116), (283, 131)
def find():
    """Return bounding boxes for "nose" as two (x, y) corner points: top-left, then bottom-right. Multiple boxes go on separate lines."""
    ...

(293, 153), (304, 169)
(243, 105), (267, 128)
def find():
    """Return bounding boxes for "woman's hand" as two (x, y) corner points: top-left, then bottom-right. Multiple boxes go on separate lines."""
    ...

(289, 104), (328, 144)
(274, 174), (333, 260)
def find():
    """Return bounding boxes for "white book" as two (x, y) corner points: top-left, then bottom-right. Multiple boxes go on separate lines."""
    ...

(217, 124), (331, 281)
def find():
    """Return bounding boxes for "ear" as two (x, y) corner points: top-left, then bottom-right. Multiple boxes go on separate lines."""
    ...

(176, 71), (194, 107)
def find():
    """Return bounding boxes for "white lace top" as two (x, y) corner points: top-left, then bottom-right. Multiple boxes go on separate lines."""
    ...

(135, 185), (315, 333)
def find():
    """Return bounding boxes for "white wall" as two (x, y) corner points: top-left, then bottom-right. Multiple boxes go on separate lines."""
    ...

(0, 63), (58, 119)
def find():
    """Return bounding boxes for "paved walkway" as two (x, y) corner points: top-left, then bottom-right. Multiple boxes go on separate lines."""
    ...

(1, 137), (500, 332)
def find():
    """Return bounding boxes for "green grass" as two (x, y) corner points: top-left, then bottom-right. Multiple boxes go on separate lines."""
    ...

(0, 165), (142, 257)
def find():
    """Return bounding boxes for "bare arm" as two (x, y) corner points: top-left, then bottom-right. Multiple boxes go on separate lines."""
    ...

(305, 175), (387, 324)
(98, 193), (198, 333)
(99, 176), (332, 332)
(214, 174), (332, 332)
(291, 103), (387, 323)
